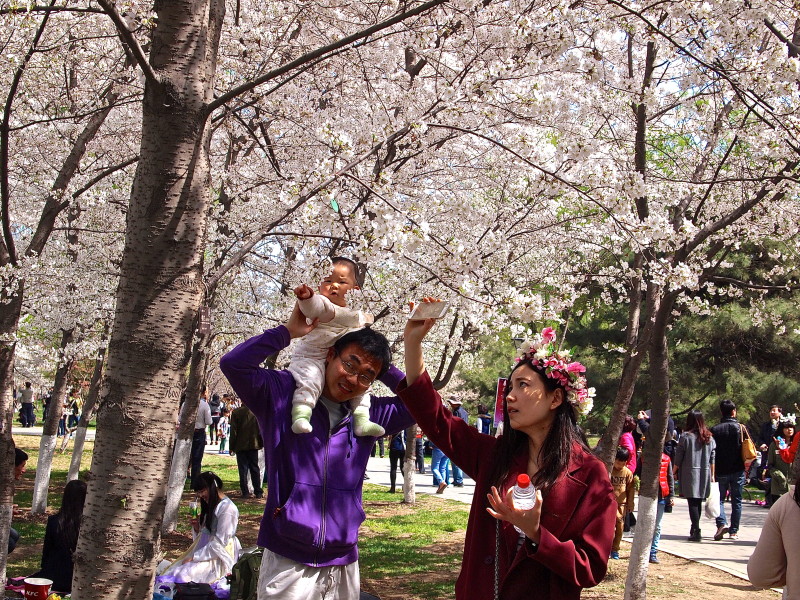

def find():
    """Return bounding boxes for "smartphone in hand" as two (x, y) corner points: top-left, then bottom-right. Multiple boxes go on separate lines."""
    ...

(408, 301), (450, 320)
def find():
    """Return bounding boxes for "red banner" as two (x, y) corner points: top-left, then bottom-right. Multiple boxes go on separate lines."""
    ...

(494, 378), (507, 427)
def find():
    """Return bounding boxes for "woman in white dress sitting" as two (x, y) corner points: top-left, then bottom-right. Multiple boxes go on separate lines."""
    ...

(162, 471), (242, 583)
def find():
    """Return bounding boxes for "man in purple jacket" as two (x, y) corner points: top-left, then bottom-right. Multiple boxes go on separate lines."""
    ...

(220, 304), (414, 599)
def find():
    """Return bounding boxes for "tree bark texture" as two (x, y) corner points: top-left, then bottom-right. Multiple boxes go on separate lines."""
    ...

(0, 284), (23, 586)
(624, 292), (677, 600)
(72, 1), (225, 598)
(162, 337), (208, 533)
(402, 425), (417, 504)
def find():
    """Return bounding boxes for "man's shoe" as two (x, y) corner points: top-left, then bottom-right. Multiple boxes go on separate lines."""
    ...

(728, 532), (739, 540)
(609, 551), (620, 560)
(241, 493), (252, 499)
(713, 526), (729, 541)
(436, 482), (448, 494)
(649, 555), (660, 564)
(453, 483), (464, 487)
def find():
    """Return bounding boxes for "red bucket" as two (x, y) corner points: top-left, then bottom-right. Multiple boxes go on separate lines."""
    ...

(23, 577), (53, 600)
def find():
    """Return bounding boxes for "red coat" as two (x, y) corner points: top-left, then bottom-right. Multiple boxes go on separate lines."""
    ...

(398, 372), (617, 600)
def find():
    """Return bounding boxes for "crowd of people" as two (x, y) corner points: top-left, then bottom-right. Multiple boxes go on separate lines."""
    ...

(7, 259), (798, 600)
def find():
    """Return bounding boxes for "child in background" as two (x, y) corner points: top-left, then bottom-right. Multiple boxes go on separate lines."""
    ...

(649, 450), (675, 563)
(217, 407), (230, 454)
(289, 257), (384, 437)
(611, 446), (636, 560)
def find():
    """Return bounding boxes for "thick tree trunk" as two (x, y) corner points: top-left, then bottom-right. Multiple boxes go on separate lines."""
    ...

(31, 328), (75, 513)
(72, 2), (225, 598)
(0, 283), (23, 586)
(68, 343), (106, 481)
(625, 292), (677, 600)
(162, 338), (208, 533)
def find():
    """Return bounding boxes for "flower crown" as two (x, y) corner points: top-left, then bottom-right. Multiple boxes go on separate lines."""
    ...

(515, 327), (595, 416)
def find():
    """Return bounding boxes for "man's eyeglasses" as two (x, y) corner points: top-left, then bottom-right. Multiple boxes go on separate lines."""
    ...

(340, 358), (375, 387)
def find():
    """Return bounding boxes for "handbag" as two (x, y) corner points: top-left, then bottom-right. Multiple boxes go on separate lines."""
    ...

(705, 482), (720, 519)
(174, 582), (216, 600)
(740, 424), (757, 462)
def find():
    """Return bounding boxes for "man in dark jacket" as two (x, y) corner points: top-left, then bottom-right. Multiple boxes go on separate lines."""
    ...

(710, 399), (745, 541)
(229, 404), (264, 498)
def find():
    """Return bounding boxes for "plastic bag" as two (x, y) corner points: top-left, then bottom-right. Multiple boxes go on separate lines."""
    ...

(705, 483), (720, 519)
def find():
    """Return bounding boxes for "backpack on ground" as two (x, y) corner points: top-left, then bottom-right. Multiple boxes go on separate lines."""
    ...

(229, 547), (263, 600)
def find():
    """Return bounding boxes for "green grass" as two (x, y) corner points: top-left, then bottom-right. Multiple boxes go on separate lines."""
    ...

(9, 439), (468, 599)
(359, 484), (468, 597)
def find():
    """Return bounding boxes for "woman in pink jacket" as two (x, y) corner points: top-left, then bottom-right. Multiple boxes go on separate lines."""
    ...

(399, 311), (616, 600)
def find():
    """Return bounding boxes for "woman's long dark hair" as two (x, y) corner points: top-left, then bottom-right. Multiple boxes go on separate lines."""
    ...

(194, 472), (224, 531)
(685, 410), (712, 444)
(489, 360), (588, 493)
(57, 480), (87, 553)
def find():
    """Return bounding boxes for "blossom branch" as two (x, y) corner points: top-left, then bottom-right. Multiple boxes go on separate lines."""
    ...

(205, 0), (450, 114)
(95, 0), (158, 87)
(1, 0), (57, 267)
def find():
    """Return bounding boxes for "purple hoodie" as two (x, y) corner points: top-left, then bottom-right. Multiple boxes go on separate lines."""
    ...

(219, 325), (414, 567)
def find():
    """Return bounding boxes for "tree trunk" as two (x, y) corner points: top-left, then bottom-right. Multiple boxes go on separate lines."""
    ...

(0, 283), (22, 587)
(31, 328), (75, 514)
(402, 425), (417, 504)
(162, 338), (209, 533)
(625, 292), (677, 600)
(68, 342), (106, 481)
(72, 1), (225, 597)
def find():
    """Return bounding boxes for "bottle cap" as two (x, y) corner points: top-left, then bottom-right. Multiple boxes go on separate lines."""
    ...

(516, 473), (531, 487)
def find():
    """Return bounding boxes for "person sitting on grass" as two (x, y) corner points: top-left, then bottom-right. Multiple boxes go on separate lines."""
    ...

(399, 310), (616, 600)
(31, 480), (87, 593)
(160, 471), (241, 583)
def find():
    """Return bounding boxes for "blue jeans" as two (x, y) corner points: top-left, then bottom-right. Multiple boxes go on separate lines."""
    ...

(650, 499), (666, 558)
(452, 462), (464, 485)
(431, 448), (450, 486)
(716, 471), (745, 534)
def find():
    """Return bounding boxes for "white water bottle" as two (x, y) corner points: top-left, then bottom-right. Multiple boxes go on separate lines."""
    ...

(512, 473), (536, 535)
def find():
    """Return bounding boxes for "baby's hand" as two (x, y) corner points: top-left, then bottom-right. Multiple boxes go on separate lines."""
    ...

(294, 284), (314, 300)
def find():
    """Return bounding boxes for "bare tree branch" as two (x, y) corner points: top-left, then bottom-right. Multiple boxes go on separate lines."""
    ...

(95, 0), (158, 86)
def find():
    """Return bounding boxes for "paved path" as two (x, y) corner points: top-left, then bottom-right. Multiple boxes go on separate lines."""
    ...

(364, 456), (773, 586)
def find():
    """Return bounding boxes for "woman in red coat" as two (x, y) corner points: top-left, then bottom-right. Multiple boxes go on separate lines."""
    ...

(399, 312), (616, 600)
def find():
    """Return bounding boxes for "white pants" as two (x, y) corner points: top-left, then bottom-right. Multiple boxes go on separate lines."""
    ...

(258, 548), (360, 600)
(288, 356), (370, 412)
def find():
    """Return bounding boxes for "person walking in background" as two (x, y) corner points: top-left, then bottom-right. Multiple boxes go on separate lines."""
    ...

(674, 410), (715, 542)
(208, 393), (222, 445)
(229, 404), (264, 499)
(448, 397), (468, 487)
(618, 415), (638, 476)
(430, 439), (450, 493)
(475, 403), (492, 435)
(190, 387), (213, 488)
(19, 382), (35, 427)
(710, 399), (745, 541)
(388, 430), (405, 493)
(649, 449), (674, 563)
(747, 484), (800, 597)
(414, 426), (426, 474)
(217, 407), (230, 454)
(758, 405), (782, 452)
(31, 480), (87, 592)
(766, 419), (795, 506)
(610, 447), (635, 560)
